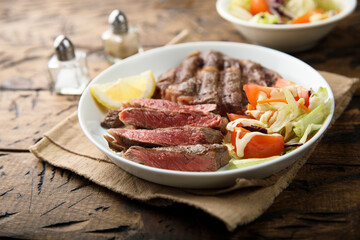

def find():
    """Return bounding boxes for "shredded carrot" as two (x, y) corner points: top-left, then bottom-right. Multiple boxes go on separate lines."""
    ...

(257, 98), (287, 104)
(298, 102), (311, 113)
(291, 9), (324, 24)
(257, 98), (312, 113)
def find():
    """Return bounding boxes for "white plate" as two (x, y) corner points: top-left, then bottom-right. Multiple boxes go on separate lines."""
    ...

(78, 42), (334, 189)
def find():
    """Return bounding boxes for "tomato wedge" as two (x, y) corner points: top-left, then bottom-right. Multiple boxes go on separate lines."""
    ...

(275, 78), (310, 106)
(274, 77), (295, 88)
(243, 84), (279, 107)
(250, 0), (269, 15)
(297, 87), (310, 107)
(231, 128), (284, 159)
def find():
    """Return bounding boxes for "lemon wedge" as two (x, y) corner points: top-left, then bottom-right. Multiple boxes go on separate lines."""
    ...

(90, 70), (156, 109)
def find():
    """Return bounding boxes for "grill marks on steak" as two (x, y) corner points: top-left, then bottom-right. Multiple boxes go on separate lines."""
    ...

(119, 107), (224, 129)
(156, 50), (279, 115)
(195, 68), (219, 105)
(107, 127), (223, 149)
(219, 58), (246, 114)
(156, 52), (203, 102)
(240, 60), (280, 86)
(123, 144), (230, 172)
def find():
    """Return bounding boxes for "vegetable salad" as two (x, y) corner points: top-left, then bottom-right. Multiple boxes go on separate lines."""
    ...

(224, 78), (332, 169)
(228, 0), (340, 24)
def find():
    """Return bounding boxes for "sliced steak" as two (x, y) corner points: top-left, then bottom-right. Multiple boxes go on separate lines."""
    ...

(104, 134), (126, 152)
(123, 144), (230, 172)
(155, 50), (280, 115)
(119, 107), (224, 129)
(218, 57), (246, 115)
(200, 50), (224, 69)
(239, 60), (279, 87)
(164, 77), (197, 103)
(122, 98), (217, 113)
(107, 126), (223, 149)
(101, 110), (123, 128)
(157, 51), (203, 98)
(101, 99), (217, 129)
(193, 67), (219, 105)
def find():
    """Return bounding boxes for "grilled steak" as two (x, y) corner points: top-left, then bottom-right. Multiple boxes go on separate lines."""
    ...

(106, 126), (223, 150)
(101, 109), (123, 128)
(101, 51), (281, 172)
(240, 60), (279, 86)
(122, 98), (217, 113)
(119, 107), (225, 129)
(123, 144), (230, 172)
(101, 99), (218, 129)
(156, 50), (280, 115)
(104, 134), (126, 152)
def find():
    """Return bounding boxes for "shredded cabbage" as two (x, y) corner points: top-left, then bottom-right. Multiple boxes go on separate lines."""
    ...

(226, 84), (332, 170)
(228, 0), (340, 24)
(293, 96), (332, 138)
(230, 0), (250, 10)
(286, 0), (317, 18)
(308, 86), (328, 110)
(250, 12), (281, 24)
(228, 0), (252, 20)
(315, 0), (340, 11)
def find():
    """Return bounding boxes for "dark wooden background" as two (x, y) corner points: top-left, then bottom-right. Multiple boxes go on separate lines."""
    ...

(1, 0), (359, 239)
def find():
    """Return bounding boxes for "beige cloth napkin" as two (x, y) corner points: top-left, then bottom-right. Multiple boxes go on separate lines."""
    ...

(30, 71), (358, 231)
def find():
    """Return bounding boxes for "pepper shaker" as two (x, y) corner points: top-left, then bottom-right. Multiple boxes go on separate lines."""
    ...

(101, 10), (142, 63)
(48, 35), (90, 95)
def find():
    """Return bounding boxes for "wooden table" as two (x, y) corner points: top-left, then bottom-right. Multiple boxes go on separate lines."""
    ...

(1, 0), (359, 239)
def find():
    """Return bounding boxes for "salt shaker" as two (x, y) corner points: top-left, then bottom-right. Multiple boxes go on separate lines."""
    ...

(101, 10), (142, 63)
(48, 35), (90, 95)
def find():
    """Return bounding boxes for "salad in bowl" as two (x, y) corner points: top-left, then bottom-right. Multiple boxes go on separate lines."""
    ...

(216, 0), (356, 51)
(228, 0), (341, 24)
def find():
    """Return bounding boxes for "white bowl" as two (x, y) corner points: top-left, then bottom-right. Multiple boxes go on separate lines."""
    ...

(78, 41), (334, 189)
(216, 0), (357, 52)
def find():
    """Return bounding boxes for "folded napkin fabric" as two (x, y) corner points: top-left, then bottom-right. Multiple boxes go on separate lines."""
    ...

(30, 71), (358, 231)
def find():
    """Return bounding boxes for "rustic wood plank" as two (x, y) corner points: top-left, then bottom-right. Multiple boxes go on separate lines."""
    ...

(0, 90), (79, 150)
(0, 153), (144, 239)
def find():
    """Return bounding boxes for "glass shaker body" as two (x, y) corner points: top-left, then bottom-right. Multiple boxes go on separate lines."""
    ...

(102, 27), (142, 63)
(48, 50), (90, 95)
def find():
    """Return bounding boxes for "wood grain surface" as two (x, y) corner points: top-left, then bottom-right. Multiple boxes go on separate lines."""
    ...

(1, 0), (359, 239)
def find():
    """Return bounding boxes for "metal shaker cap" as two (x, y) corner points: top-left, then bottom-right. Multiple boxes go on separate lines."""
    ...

(108, 9), (128, 34)
(54, 35), (75, 61)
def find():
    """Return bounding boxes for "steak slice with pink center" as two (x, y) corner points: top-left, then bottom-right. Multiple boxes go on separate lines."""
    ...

(119, 107), (224, 129)
(101, 99), (218, 129)
(122, 98), (217, 113)
(123, 144), (230, 172)
(107, 126), (223, 149)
